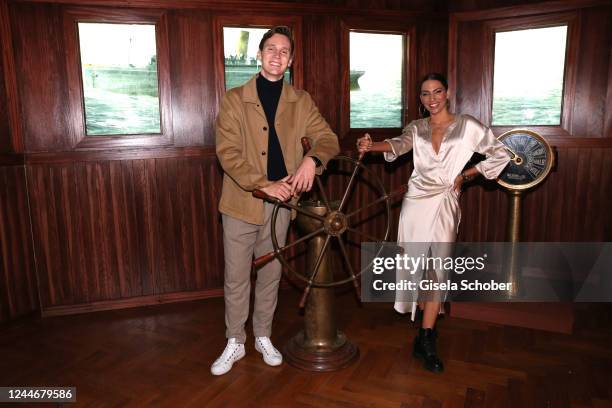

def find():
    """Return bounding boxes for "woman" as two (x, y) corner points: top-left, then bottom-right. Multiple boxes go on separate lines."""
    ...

(357, 73), (510, 373)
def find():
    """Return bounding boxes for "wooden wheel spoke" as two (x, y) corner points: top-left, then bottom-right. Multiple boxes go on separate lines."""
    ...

(336, 236), (357, 280)
(347, 227), (383, 243)
(338, 163), (362, 212)
(346, 195), (388, 218)
(305, 235), (332, 285)
(337, 236), (362, 299)
(298, 235), (332, 308)
(280, 227), (325, 252)
(314, 176), (332, 213)
(347, 184), (408, 219)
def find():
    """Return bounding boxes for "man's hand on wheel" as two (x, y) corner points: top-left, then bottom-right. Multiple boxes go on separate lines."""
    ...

(291, 157), (316, 195)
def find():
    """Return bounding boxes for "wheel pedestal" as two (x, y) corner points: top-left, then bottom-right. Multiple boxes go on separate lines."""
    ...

(283, 200), (359, 371)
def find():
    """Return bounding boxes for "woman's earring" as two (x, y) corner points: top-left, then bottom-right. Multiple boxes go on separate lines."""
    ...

(418, 104), (426, 118)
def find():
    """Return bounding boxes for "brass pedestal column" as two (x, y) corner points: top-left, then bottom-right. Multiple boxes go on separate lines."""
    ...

(283, 201), (359, 371)
(504, 190), (522, 298)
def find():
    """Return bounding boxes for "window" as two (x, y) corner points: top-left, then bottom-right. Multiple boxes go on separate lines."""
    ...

(78, 23), (161, 135)
(222, 27), (290, 90)
(492, 25), (568, 126)
(63, 8), (172, 149)
(349, 32), (404, 128)
(213, 16), (302, 103)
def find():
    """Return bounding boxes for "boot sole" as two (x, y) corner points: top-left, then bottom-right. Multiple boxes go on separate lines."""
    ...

(412, 350), (444, 373)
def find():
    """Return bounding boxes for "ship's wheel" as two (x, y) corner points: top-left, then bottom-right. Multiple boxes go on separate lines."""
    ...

(252, 138), (406, 371)
(253, 138), (407, 307)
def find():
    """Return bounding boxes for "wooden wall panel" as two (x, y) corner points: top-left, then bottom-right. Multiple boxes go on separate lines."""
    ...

(1, 0), (610, 321)
(303, 15), (342, 132)
(571, 6), (611, 138)
(0, 165), (38, 322)
(454, 20), (485, 121)
(449, 0), (610, 14)
(0, 0), (14, 153)
(2, 0), (447, 319)
(415, 20), (448, 84)
(12, 144), (612, 317)
(448, 0), (545, 12)
(458, 147), (612, 242)
(451, 2), (612, 243)
(7, 1), (444, 153)
(168, 9), (217, 146)
(344, 0), (446, 11)
(154, 156), (226, 294)
(0, 45), (9, 153)
(27, 155), (224, 311)
(10, 2), (71, 151)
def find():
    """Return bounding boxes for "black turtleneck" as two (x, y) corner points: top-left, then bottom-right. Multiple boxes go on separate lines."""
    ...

(256, 74), (288, 181)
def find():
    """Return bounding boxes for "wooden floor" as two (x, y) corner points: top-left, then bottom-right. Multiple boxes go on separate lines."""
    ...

(1, 290), (612, 407)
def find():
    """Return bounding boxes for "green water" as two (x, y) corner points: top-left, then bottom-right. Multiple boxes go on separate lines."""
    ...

(492, 89), (562, 125)
(83, 67), (161, 135)
(225, 65), (290, 90)
(350, 81), (402, 128)
(82, 65), (563, 135)
(84, 89), (160, 135)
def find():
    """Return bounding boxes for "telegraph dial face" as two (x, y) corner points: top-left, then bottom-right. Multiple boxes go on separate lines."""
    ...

(497, 129), (554, 191)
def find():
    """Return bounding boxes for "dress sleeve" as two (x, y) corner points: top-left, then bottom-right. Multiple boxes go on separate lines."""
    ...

(473, 126), (511, 180)
(383, 121), (416, 162)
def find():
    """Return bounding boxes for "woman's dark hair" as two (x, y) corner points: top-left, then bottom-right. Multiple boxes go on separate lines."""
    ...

(259, 26), (294, 55)
(417, 72), (449, 118)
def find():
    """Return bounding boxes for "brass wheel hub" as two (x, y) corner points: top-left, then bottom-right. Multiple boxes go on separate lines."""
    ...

(323, 211), (348, 236)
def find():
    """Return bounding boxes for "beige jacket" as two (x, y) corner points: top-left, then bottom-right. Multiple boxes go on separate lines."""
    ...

(216, 75), (339, 225)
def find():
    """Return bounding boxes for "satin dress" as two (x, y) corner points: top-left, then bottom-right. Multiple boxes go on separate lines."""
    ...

(383, 114), (511, 316)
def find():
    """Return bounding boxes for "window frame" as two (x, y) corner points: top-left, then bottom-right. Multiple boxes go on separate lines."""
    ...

(340, 20), (415, 139)
(212, 15), (303, 109)
(484, 12), (579, 137)
(63, 7), (173, 149)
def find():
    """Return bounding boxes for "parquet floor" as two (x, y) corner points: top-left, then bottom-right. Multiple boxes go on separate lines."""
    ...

(1, 289), (611, 407)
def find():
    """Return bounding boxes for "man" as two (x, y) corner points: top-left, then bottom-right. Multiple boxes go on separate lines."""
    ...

(212, 26), (339, 375)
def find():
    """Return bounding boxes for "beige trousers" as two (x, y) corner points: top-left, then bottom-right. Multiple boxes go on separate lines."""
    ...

(222, 203), (290, 343)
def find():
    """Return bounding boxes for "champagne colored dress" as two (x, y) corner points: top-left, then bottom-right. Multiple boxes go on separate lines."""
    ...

(383, 114), (511, 315)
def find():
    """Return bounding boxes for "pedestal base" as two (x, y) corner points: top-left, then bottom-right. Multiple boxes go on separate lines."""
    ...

(283, 330), (359, 372)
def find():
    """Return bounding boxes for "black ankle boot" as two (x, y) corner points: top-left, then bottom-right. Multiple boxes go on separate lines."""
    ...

(413, 328), (444, 373)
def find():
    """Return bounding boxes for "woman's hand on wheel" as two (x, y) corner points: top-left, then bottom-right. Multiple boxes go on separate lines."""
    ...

(356, 133), (372, 154)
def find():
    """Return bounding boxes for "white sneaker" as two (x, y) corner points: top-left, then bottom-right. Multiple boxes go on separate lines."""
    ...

(254, 336), (283, 366)
(210, 338), (245, 375)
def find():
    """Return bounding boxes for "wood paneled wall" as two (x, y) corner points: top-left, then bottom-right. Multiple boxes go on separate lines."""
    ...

(0, 0), (609, 322)
(168, 10), (217, 147)
(0, 0), (16, 153)
(450, 2), (611, 139)
(0, 0), (445, 321)
(0, 164), (38, 322)
(26, 154), (224, 312)
(449, 1), (612, 244)
(0, 61), (9, 153)
(458, 147), (612, 242)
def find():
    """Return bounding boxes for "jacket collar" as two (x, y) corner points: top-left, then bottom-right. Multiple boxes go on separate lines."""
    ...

(241, 73), (299, 104)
